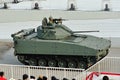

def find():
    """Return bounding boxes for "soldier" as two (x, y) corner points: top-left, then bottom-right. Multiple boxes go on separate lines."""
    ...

(48, 16), (54, 26)
(104, 4), (110, 11)
(34, 2), (39, 9)
(3, 3), (8, 9)
(13, 0), (19, 3)
(69, 3), (75, 10)
(42, 17), (48, 27)
(58, 17), (62, 24)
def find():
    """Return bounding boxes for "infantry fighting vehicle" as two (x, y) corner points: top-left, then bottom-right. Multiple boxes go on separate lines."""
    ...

(11, 17), (111, 69)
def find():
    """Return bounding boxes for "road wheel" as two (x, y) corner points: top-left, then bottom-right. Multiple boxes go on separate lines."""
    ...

(87, 62), (94, 68)
(29, 58), (37, 66)
(68, 61), (77, 68)
(17, 55), (24, 62)
(88, 57), (96, 67)
(58, 59), (67, 68)
(48, 59), (57, 67)
(77, 61), (87, 69)
(38, 58), (47, 66)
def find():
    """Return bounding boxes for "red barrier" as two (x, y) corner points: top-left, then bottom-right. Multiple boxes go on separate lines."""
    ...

(86, 72), (120, 80)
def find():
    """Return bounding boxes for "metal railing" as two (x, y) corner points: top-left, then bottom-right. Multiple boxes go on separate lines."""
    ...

(0, 64), (84, 80)
(86, 57), (120, 73)
(82, 57), (120, 80)
(1, 57), (120, 80)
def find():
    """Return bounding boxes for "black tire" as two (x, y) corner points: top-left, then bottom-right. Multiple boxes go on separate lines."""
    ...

(38, 58), (47, 66)
(68, 61), (77, 68)
(58, 59), (67, 68)
(48, 59), (57, 67)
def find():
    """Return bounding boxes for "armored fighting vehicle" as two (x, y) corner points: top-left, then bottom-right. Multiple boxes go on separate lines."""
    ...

(11, 17), (111, 69)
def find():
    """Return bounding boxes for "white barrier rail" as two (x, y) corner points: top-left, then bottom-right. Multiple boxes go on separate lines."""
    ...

(0, 64), (84, 80)
(86, 57), (120, 73)
(81, 57), (120, 80)
(1, 57), (120, 80)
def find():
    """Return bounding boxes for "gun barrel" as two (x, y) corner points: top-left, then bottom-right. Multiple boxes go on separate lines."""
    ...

(72, 30), (99, 33)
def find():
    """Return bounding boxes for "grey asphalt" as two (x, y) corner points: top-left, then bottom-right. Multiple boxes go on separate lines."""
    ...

(0, 48), (23, 65)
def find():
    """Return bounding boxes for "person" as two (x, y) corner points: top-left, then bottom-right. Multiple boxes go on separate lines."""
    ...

(9, 78), (15, 80)
(63, 78), (68, 80)
(37, 75), (43, 80)
(102, 76), (109, 80)
(30, 75), (35, 80)
(58, 17), (62, 24)
(3, 3), (8, 9)
(42, 17), (48, 27)
(43, 76), (47, 80)
(72, 78), (76, 80)
(51, 76), (56, 80)
(104, 4), (110, 11)
(12, 0), (19, 3)
(51, 76), (59, 80)
(22, 74), (29, 80)
(69, 3), (75, 10)
(34, 2), (39, 9)
(48, 16), (54, 26)
(0, 71), (6, 80)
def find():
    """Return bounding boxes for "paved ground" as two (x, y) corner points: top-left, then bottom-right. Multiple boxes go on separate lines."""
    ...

(0, 10), (120, 23)
(107, 47), (120, 57)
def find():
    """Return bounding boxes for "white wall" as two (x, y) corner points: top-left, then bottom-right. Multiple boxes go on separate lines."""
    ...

(1, 0), (120, 11)
(41, 0), (102, 11)
(77, 0), (102, 11)
(38, 0), (68, 10)
(111, 0), (120, 11)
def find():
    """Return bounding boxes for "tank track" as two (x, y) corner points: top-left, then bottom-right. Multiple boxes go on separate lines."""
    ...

(17, 55), (99, 69)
